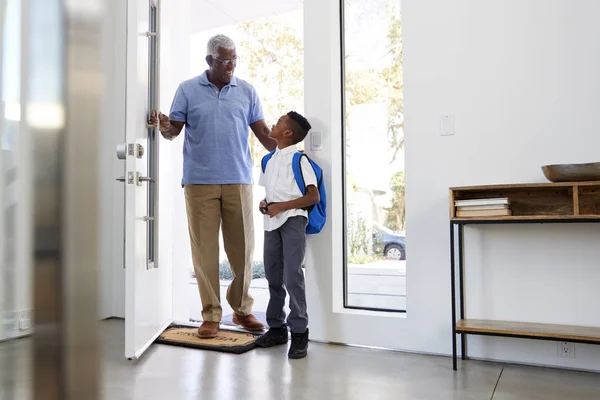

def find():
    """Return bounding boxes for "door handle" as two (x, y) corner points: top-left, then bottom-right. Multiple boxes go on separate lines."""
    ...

(116, 173), (153, 185)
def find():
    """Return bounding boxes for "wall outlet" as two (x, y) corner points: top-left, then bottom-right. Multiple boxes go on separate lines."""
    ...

(558, 341), (575, 358)
(18, 309), (33, 331)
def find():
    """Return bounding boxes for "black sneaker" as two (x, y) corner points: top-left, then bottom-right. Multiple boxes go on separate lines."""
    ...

(288, 329), (309, 359)
(255, 324), (288, 348)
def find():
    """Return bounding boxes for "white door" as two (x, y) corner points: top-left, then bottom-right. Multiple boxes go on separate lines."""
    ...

(122, 0), (172, 360)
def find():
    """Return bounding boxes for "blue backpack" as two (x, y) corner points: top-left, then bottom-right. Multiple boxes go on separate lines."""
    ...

(261, 151), (327, 234)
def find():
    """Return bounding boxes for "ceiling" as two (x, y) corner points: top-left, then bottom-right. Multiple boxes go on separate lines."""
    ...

(190, 0), (303, 33)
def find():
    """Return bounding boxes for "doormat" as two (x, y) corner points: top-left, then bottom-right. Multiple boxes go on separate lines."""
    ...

(155, 325), (258, 354)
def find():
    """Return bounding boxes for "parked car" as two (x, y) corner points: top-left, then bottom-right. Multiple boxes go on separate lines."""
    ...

(372, 223), (406, 260)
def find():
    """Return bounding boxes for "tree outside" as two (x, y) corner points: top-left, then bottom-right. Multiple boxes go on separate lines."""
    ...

(237, 17), (305, 166)
(344, 0), (405, 261)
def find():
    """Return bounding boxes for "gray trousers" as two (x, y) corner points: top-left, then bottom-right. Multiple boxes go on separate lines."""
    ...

(264, 216), (308, 334)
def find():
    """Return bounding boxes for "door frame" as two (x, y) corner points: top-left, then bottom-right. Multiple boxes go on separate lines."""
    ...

(303, 0), (411, 352)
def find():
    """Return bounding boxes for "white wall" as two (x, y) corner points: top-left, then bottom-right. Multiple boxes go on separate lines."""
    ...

(402, 0), (600, 370)
(304, 0), (600, 372)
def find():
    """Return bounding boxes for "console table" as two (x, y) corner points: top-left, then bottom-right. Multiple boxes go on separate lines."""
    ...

(449, 182), (600, 371)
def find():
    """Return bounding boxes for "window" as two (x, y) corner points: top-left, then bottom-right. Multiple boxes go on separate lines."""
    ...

(341, 0), (405, 312)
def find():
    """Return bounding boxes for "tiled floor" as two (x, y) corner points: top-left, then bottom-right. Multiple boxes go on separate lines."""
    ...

(1, 319), (599, 400)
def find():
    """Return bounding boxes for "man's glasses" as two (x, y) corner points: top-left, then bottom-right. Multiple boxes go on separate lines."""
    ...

(214, 57), (238, 66)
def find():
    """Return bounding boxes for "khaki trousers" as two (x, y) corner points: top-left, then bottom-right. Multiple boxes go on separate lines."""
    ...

(184, 184), (254, 322)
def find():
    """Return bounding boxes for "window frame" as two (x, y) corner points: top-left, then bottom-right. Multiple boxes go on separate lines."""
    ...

(339, 0), (406, 314)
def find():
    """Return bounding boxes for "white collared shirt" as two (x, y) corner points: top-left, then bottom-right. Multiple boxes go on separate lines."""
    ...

(259, 145), (318, 232)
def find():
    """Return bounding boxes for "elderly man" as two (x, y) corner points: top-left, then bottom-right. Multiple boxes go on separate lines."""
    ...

(150, 34), (276, 338)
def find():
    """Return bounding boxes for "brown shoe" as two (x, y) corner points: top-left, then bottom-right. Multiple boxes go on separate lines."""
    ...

(232, 313), (265, 331)
(197, 321), (219, 339)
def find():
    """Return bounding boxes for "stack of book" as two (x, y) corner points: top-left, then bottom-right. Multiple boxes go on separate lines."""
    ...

(454, 197), (511, 218)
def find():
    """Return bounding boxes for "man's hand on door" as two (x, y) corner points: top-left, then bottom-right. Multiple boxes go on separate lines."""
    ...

(149, 110), (170, 132)
(149, 110), (184, 140)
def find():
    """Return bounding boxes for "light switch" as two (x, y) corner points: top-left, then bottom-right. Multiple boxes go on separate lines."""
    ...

(440, 114), (455, 136)
(310, 130), (323, 151)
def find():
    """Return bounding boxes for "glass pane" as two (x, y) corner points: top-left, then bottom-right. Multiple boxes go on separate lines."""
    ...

(147, 4), (157, 263)
(343, 0), (405, 312)
(185, 8), (305, 324)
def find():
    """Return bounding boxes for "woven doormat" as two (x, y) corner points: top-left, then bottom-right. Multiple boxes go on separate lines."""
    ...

(156, 325), (258, 354)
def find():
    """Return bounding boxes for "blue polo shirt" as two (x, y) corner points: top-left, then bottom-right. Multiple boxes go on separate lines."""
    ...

(169, 71), (264, 185)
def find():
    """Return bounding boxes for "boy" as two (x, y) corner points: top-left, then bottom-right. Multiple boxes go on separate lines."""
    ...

(255, 111), (320, 359)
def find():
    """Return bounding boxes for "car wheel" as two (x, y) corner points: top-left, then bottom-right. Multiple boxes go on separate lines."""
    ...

(384, 244), (405, 260)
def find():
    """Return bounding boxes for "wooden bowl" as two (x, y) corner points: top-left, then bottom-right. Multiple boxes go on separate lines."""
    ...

(541, 162), (600, 182)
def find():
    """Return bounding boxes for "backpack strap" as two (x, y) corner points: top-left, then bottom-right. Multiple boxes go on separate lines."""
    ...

(292, 152), (308, 195)
(261, 150), (276, 173)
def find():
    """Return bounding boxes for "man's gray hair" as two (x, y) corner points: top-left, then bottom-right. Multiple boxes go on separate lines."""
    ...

(207, 34), (235, 58)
